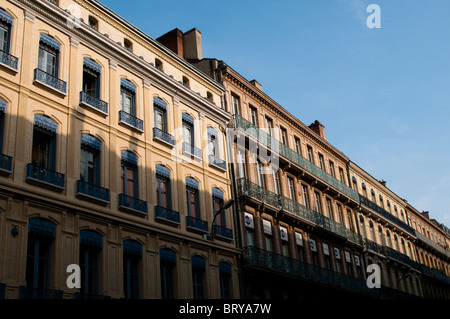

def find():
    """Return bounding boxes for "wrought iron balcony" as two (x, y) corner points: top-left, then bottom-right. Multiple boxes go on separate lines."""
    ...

(153, 127), (175, 146)
(76, 180), (110, 204)
(33, 68), (67, 94)
(242, 246), (374, 295)
(119, 193), (147, 215)
(384, 246), (421, 271)
(19, 286), (64, 299)
(213, 224), (233, 240)
(0, 50), (18, 71)
(237, 178), (363, 245)
(364, 239), (385, 255)
(359, 195), (415, 235)
(182, 142), (202, 160)
(155, 205), (180, 225)
(186, 215), (208, 233)
(80, 91), (108, 115)
(208, 155), (226, 170)
(0, 154), (12, 173)
(119, 110), (144, 132)
(232, 114), (359, 201)
(26, 163), (65, 190)
(415, 231), (450, 258)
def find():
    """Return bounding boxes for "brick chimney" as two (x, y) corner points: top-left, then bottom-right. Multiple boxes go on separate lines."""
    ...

(308, 120), (326, 140)
(156, 28), (184, 58)
(156, 28), (203, 62)
(250, 79), (262, 91)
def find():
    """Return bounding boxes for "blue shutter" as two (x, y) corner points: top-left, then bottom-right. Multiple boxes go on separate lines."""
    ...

(160, 249), (176, 264)
(80, 230), (103, 249)
(28, 218), (56, 238)
(39, 33), (61, 51)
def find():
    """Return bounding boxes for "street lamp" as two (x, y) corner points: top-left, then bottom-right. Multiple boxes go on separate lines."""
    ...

(207, 199), (234, 241)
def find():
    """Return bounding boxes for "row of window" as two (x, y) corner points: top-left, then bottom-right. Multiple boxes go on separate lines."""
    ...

(24, 217), (233, 299)
(243, 213), (365, 278)
(232, 94), (349, 185)
(236, 151), (357, 232)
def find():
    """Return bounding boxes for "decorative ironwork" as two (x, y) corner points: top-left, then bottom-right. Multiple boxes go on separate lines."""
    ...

(155, 205), (180, 224)
(119, 193), (147, 214)
(237, 178), (363, 246)
(213, 224), (233, 240)
(0, 154), (12, 173)
(232, 114), (359, 201)
(119, 110), (143, 131)
(153, 127), (175, 146)
(76, 180), (110, 203)
(80, 91), (108, 114)
(0, 50), (18, 70)
(186, 216), (208, 233)
(359, 195), (415, 235)
(26, 163), (65, 189)
(34, 68), (67, 94)
(208, 155), (226, 170)
(182, 142), (202, 160)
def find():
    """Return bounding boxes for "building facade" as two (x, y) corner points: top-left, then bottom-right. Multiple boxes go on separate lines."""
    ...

(158, 27), (450, 299)
(0, 0), (240, 299)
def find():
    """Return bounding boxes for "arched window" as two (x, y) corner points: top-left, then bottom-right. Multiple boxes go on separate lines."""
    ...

(78, 230), (103, 297)
(123, 240), (142, 299)
(191, 256), (206, 299)
(156, 165), (171, 209)
(218, 262), (232, 299)
(31, 115), (58, 170)
(0, 8), (18, 70)
(160, 248), (176, 299)
(24, 218), (57, 297)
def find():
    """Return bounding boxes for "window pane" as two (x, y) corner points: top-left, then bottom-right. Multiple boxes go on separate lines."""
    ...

(0, 25), (8, 52)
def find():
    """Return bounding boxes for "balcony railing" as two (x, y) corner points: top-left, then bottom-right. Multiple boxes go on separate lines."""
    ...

(19, 286), (64, 299)
(153, 127), (175, 146)
(359, 195), (415, 235)
(213, 224), (233, 240)
(119, 110), (144, 132)
(186, 216), (208, 233)
(365, 239), (421, 271)
(76, 180), (110, 204)
(33, 68), (67, 94)
(182, 142), (202, 160)
(237, 178), (363, 245)
(0, 154), (12, 173)
(232, 114), (359, 201)
(208, 155), (226, 170)
(155, 205), (180, 225)
(242, 246), (374, 295)
(80, 91), (108, 115)
(415, 231), (450, 258)
(0, 50), (18, 71)
(26, 163), (65, 190)
(118, 193), (147, 215)
(365, 239), (385, 255)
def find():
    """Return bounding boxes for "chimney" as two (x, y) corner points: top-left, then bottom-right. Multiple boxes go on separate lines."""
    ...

(379, 179), (386, 187)
(422, 211), (430, 219)
(183, 28), (202, 62)
(250, 79), (262, 91)
(308, 120), (326, 140)
(156, 28), (184, 58)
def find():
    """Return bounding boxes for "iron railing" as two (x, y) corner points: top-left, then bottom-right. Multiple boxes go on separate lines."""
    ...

(0, 50), (18, 70)
(186, 216), (208, 233)
(76, 180), (110, 203)
(119, 110), (144, 131)
(153, 127), (175, 146)
(242, 246), (374, 295)
(80, 91), (108, 114)
(118, 193), (147, 214)
(155, 205), (180, 224)
(237, 178), (363, 245)
(213, 224), (233, 240)
(359, 195), (415, 235)
(232, 114), (359, 201)
(34, 68), (67, 94)
(0, 154), (12, 173)
(26, 163), (65, 189)
(208, 155), (226, 170)
(182, 142), (202, 160)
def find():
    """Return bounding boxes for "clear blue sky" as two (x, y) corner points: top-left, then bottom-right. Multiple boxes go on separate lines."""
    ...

(102, 0), (450, 227)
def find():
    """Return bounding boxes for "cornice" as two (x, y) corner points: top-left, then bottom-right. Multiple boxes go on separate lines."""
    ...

(223, 68), (349, 163)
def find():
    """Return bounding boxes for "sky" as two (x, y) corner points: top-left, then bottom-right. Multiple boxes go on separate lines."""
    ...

(101, 0), (450, 227)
